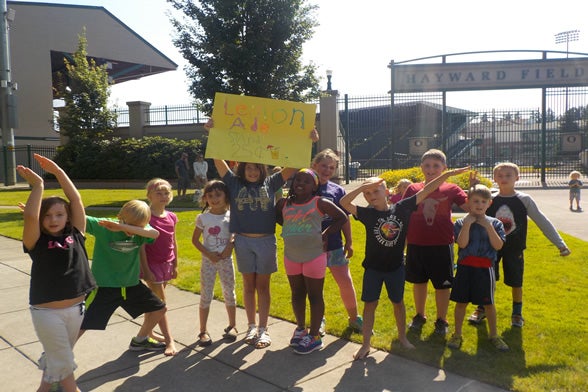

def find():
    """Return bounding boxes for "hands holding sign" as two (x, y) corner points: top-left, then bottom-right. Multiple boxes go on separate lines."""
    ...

(204, 93), (318, 168)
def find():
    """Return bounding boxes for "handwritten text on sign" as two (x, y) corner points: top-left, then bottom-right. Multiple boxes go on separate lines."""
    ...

(205, 93), (316, 168)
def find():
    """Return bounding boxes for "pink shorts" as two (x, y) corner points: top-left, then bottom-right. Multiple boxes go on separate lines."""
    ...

(284, 253), (327, 279)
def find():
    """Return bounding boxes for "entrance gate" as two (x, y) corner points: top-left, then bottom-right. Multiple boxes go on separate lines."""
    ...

(340, 51), (588, 184)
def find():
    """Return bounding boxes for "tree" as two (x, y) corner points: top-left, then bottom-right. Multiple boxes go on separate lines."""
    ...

(168, 0), (320, 113)
(55, 28), (116, 143)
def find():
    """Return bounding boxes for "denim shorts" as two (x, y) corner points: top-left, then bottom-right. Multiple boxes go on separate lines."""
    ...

(326, 247), (350, 267)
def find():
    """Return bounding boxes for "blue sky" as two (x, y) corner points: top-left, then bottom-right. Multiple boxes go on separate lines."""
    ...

(19, 0), (588, 110)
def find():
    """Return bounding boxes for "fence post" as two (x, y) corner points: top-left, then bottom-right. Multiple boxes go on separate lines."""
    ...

(126, 101), (150, 139)
(27, 144), (31, 167)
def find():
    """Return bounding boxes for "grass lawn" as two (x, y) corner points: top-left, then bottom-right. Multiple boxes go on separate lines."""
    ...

(1, 188), (586, 391)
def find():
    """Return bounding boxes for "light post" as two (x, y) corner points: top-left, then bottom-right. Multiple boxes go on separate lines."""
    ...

(0, 0), (16, 185)
(326, 69), (333, 92)
(555, 30), (580, 114)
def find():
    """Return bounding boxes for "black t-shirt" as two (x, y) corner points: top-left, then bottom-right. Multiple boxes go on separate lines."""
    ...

(356, 195), (417, 272)
(25, 228), (96, 305)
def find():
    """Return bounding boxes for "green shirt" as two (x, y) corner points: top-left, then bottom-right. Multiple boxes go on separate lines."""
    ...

(86, 216), (154, 288)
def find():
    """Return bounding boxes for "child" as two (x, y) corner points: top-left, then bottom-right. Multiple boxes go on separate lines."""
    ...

(389, 178), (412, 204)
(403, 149), (470, 336)
(568, 170), (582, 212)
(449, 184), (509, 351)
(192, 180), (237, 347)
(311, 148), (363, 334)
(79, 200), (168, 352)
(340, 166), (469, 360)
(193, 154), (209, 201)
(276, 169), (348, 354)
(141, 179), (178, 356)
(205, 118), (318, 349)
(18, 154), (96, 392)
(468, 162), (571, 327)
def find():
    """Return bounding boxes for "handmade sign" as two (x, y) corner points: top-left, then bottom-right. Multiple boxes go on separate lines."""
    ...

(205, 93), (317, 168)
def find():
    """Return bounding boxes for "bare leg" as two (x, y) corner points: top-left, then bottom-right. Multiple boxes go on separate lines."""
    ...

(255, 273), (272, 329)
(413, 283), (428, 317)
(305, 276), (325, 337)
(288, 274), (307, 328)
(354, 301), (377, 360)
(242, 273), (257, 325)
(453, 302), (467, 337)
(435, 288), (451, 321)
(393, 300), (414, 349)
(329, 265), (359, 319)
(147, 282), (177, 356)
(484, 304), (498, 337)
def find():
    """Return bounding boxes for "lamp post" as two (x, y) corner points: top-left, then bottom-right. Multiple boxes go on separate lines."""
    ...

(0, 0), (16, 185)
(555, 30), (580, 115)
(326, 69), (333, 92)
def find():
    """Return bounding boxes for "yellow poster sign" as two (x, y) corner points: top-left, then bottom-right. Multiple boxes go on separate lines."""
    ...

(205, 93), (317, 168)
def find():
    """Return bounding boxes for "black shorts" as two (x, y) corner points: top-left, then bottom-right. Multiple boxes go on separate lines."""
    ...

(81, 282), (166, 330)
(405, 244), (454, 289)
(496, 249), (524, 288)
(450, 265), (495, 305)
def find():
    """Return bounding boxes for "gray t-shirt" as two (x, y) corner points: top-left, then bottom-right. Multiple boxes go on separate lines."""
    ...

(223, 171), (285, 234)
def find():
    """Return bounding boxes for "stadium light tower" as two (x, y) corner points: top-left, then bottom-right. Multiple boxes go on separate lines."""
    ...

(555, 30), (580, 114)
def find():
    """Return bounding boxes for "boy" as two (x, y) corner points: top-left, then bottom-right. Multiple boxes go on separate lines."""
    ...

(403, 149), (470, 335)
(468, 162), (571, 327)
(449, 184), (509, 351)
(79, 200), (168, 351)
(340, 166), (469, 360)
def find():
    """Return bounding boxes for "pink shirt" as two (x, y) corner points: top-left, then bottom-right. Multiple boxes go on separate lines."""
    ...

(145, 211), (178, 264)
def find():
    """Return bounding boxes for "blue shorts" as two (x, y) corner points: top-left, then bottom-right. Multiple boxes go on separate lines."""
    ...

(361, 266), (405, 304)
(234, 234), (278, 275)
(326, 247), (350, 267)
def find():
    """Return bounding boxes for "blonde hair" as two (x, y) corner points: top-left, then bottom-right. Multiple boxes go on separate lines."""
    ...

(118, 200), (151, 227)
(569, 170), (582, 179)
(363, 177), (387, 189)
(493, 162), (520, 177)
(468, 184), (492, 200)
(421, 149), (446, 165)
(312, 148), (340, 167)
(145, 178), (173, 202)
(393, 178), (412, 195)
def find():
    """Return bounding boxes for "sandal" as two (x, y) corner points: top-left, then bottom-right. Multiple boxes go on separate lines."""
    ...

(222, 325), (238, 342)
(255, 328), (271, 349)
(244, 324), (257, 345)
(198, 331), (212, 347)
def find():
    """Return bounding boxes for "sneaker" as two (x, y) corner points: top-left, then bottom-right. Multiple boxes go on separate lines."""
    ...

(560, 248), (571, 256)
(290, 327), (308, 347)
(468, 307), (486, 324)
(490, 336), (510, 351)
(129, 336), (166, 351)
(447, 334), (463, 349)
(408, 314), (427, 331)
(348, 315), (364, 332)
(434, 318), (449, 335)
(577, 207), (583, 212)
(511, 314), (525, 327)
(293, 335), (323, 355)
(319, 317), (326, 337)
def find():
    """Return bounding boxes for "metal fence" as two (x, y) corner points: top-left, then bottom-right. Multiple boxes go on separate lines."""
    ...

(338, 88), (588, 181)
(112, 105), (209, 127)
(1, 145), (58, 183)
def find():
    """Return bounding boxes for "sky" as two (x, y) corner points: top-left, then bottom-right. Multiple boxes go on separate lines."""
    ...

(19, 0), (588, 111)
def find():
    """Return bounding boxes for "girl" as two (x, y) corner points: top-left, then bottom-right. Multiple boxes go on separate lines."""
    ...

(568, 170), (582, 211)
(276, 169), (348, 354)
(192, 180), (237, 346)
(18, 154), (96, 392)
(311, 149), (362, 334)
(141, 178), (178, 356)
(205, 118), (318, 349)
(389, 178), (412, 204)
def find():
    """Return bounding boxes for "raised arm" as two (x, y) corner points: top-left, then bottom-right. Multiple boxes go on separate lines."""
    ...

(34, 154), (85, 233)
(98, 220), (159, 239)
(16, 165), (43, 250)
(415, 167), (470, 205)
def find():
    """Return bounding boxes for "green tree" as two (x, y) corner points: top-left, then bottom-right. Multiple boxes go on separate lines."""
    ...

(55, 28), (116, 142)
(168, 0), (320, 113)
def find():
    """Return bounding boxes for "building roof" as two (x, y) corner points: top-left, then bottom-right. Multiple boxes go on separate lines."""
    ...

(9, 1), (178, 87)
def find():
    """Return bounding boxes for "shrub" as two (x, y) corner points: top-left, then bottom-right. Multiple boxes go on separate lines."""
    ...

(380, 167), (493, 190)
(54, 136), (205, 179)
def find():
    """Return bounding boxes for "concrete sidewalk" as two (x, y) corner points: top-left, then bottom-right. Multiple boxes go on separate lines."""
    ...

(0, 233), (506, 392)
(1, 187), (581, 392)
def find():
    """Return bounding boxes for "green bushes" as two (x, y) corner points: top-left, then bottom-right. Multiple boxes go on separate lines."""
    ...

(380, 167), (493, 190)
(53, 136), (204, 179)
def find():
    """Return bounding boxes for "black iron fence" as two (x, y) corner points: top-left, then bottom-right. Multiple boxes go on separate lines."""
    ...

(113, 105), (208, 127)
(1, 145), (58, 183)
